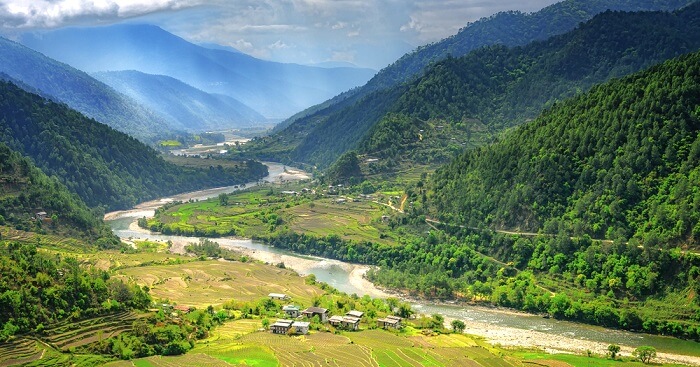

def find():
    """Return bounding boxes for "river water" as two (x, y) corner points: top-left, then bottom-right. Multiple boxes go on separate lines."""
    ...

(104, 162), (700, 361)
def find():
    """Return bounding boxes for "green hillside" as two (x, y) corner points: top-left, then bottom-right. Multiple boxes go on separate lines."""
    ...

(272, 0), (694, 135)
(428, 50), (700, 247)
(287, 4), (700, 169)
(360, 50), (700, 339)
(0, 80), (268, 211)
(0, 143), (116, 244)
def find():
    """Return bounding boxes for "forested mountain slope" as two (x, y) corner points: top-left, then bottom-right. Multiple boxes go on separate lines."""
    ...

(364, 0), (695, 91)
(0, 80), (268, 211)
(0, 143), (116, 244)
(262, 0), (695, 158)
(0, 37), (168, 141)
(281, 4), (700, 169)
(428, 50), (700, 247)
(93, 70), (265, 132)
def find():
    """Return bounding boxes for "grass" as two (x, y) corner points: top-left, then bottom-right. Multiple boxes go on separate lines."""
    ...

(206, 345), (278, 367)
(149, 185), (406, 246)
(133, 240), (170, 253)
(115, 258), (324, 308)
(513, 350), (688, 367)
(158, 140), (182, 147)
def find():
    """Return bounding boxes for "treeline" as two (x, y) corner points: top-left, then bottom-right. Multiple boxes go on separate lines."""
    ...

(0, 80), (268, 210)
(284, 2), (700, 169)
(0, 143), (116, 243)
(428, 49), (700, 246)
(0, 243), (151, 341)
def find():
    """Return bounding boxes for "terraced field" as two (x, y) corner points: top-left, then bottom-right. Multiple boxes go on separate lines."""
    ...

(0, 312), (143, 366)
(74, 250), (194, 271)
(0, 338), (113, 367)
(105, 353), (238, 367)
(116, 259), (323, 307)
(283, 199), (397, 246)
(0, 227), (89, 252)
(176, 321), (528, 367)
(0, 338), (43, 366)
(42, 311), (144, 352)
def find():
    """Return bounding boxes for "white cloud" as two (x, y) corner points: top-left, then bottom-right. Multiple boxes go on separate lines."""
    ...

(268, 40), (291, 49)
(403, 0), (561, 42)
(400, 16), (422, 33)
(0, 0), (197, 28)
(331, 50), (355, 63)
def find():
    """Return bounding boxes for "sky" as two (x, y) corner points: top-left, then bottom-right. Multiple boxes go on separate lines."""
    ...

(0, 0), (562, 70)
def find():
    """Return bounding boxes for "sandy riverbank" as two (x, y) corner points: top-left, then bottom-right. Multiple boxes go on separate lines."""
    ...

(439, 314), (700, 365)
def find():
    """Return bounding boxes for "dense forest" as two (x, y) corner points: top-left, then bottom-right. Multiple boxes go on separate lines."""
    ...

(0, 80), (268, 211)
(0, 143), (116, 243)
(427, 50), (700, 246)
(286, 4), (700, 169)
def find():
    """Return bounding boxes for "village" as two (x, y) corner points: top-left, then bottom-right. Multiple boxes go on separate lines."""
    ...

(267, 293), (403, 335)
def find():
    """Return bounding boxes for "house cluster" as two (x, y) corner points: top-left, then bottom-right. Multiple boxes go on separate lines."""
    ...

(267, 293), (403, 335)
(270, 319), (310, 335)
(328, 310), (364, 331)
(376, 315), (403, 329)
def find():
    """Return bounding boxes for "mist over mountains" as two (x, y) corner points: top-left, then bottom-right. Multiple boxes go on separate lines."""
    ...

(0, 36), (170, 141)
(20, 24), (376, 120)
(92, 70), (265, 133)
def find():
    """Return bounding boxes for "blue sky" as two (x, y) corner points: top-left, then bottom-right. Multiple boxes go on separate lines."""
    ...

(0, 0), (561, 69)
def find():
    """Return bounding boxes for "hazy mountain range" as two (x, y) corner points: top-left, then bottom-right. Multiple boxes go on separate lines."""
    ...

(0, 36), (169, 141)
(19, 24), (377, 120)
(92, 70), (265, 133)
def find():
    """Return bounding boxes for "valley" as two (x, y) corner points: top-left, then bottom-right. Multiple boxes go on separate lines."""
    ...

(98, 163), (700, 365)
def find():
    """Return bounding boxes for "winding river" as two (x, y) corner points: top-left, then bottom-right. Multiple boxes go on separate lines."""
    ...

(105, 162), (700, 364)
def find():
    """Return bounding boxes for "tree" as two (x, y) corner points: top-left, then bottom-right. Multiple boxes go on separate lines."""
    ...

(326, 151), (362, 185)
(633, 346), (656, 364)
(218, 193), (229, 206)
(397, 302), (414, 318)
(451, 319), (466, 333)
(607, 344), (621, 359)
(261, 318), (270, 330)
